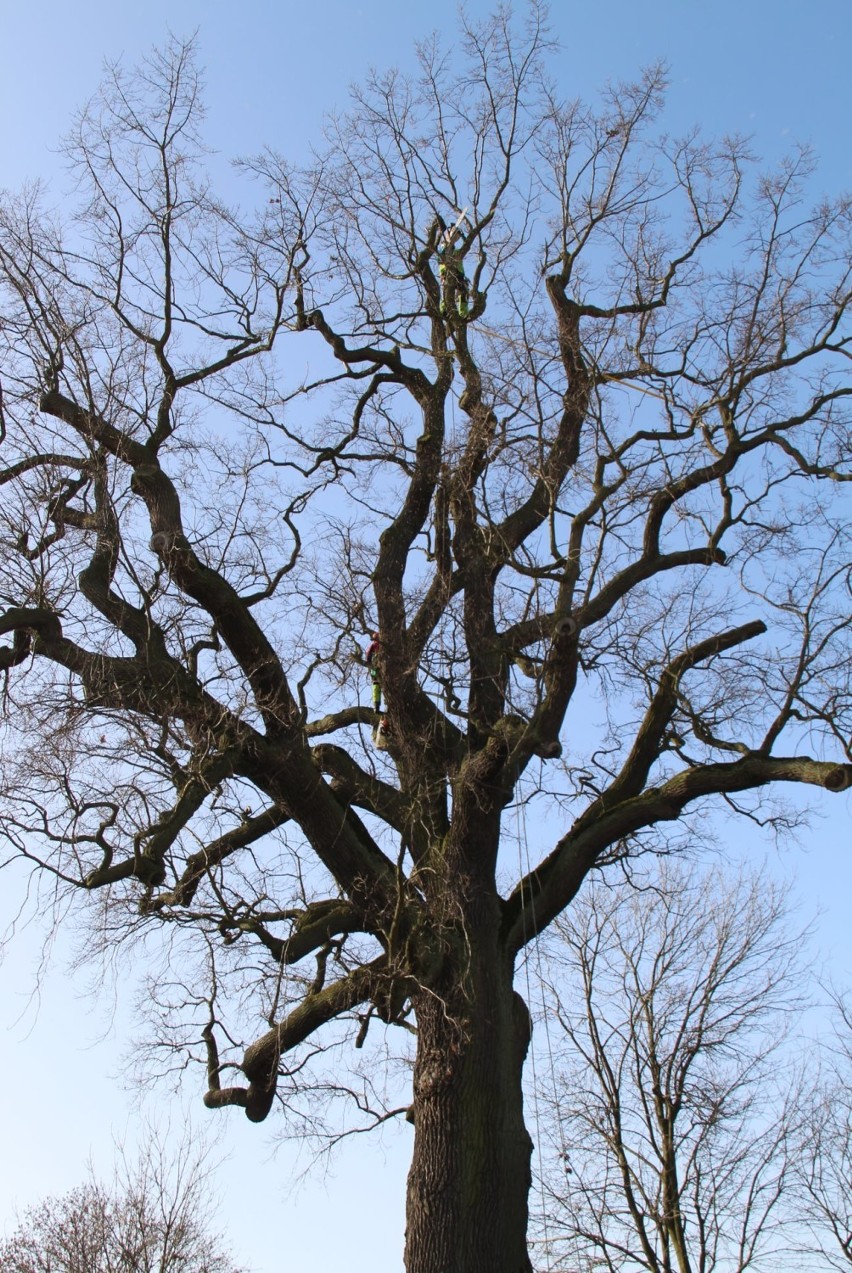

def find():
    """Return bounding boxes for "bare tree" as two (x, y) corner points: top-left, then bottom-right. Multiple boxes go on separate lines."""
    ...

(0, 1129), (243, 1273)
(0, 8), (850, 1271)
(537, 865), (807, 1272)
(793, 994), (852, 1269)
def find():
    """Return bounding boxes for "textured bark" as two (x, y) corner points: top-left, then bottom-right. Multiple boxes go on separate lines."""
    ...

(405, 890), (533, 1273)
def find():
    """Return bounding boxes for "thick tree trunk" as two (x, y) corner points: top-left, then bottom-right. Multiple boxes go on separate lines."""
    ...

(404, 912), (533, 1273)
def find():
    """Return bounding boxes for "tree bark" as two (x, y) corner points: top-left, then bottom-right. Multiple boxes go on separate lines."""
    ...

(405, 900), (533, 1273)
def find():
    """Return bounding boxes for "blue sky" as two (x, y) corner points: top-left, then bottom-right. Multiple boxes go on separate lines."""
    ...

(1, 3), (851, 1271)
(3, 1), (851, 190)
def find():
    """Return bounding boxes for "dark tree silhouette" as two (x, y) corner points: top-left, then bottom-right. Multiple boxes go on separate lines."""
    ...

(0, 10), (850, 1271)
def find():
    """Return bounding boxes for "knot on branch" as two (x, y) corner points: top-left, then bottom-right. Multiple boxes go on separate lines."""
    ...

(84, 853), (166, 890)
(149, 530), (190, 557)
(135, 855), (167, 886)
(824, 765), (852, 792)
(244, 1081), (277, 1123)
(553, 614), (578, 638)
(202, 1022), (274, 1120)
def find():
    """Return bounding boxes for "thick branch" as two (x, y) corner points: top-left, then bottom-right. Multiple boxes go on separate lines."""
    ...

(313, 743), (407, 831)
(146, 806), (291, 910)
(204, 955), (387, 1122)
(129, 459), (300, 736)
(505, 754), (852, 953)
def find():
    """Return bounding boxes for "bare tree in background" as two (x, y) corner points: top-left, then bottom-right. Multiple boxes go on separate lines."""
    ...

(0, 7), (850, 1270)
(537, 865), (807, 1273)
(0, 1129), (243, 1273)
(793, 994), (852, 1269)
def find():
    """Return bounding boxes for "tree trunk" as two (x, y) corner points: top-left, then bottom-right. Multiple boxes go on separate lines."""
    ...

(404, 903), (533, 1273)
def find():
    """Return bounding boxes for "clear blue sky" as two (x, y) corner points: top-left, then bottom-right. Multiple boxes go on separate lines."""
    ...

(1, 3), (850, 1271)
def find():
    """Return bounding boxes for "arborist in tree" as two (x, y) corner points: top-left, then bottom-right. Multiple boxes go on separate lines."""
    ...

(436, 211), (471, 320)
(365, 630), (382, 712)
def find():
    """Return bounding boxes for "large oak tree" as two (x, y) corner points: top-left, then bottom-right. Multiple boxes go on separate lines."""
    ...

(1, 11), (850, 1271)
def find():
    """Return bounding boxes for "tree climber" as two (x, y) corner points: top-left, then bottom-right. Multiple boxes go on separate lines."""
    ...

(438, 248), (470, 319)
(436, 210), (471, 320)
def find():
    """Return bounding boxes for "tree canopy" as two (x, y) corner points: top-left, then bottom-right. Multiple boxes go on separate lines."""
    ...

(0, 9), (850, 1271)
(0, 1132), (242, 1273)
